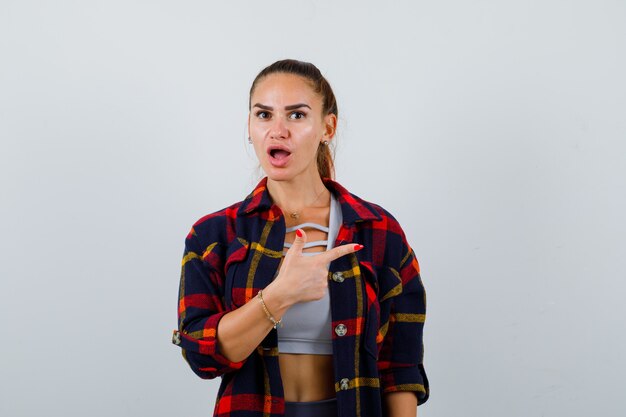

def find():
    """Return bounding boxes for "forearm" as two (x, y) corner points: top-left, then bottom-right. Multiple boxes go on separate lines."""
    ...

(216, 281), (292, 362)
(383, 392), (418, 417)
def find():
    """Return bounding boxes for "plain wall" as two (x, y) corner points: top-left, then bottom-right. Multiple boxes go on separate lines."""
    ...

(1, 1), (625, 416)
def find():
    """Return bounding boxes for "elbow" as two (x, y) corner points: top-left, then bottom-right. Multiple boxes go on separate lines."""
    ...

(182, 348), (246, 380)
(182, 349), (219, 379)
(172, 327), (247, 379)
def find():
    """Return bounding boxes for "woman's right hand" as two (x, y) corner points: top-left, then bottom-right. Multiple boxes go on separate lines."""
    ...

(214, 228), (363, 364)
(270, 228), (364, 305)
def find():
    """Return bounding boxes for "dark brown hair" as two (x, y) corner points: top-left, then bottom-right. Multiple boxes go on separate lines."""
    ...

(249, 59), (338, 180)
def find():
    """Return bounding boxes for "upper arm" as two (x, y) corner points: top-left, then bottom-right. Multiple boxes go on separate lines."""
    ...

(377, 216), (429, 405)
(173, 225), (246, 379)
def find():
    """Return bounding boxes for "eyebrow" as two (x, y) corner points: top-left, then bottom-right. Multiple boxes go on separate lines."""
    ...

(252, 103), (312, 111)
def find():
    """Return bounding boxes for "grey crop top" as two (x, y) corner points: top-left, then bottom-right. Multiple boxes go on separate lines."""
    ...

(276, 191), (342, 355)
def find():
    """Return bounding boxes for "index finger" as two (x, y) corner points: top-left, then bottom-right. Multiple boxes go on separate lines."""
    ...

(318, 243), (364, 264)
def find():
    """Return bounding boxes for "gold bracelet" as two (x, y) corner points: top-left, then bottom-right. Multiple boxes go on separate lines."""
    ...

(257, 289), (282, 329)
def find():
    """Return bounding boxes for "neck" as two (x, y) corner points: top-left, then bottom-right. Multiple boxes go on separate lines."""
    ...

(266, 174), (329, 214)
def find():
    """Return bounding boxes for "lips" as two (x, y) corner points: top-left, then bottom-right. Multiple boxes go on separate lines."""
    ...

(267, 145), (291, 156)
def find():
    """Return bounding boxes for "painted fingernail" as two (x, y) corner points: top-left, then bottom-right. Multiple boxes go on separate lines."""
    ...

(296, 229), (303, 237)
(354, 244), (364, 251)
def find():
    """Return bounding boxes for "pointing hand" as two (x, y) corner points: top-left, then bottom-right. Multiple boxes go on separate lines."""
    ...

(272, 228), (364, 304)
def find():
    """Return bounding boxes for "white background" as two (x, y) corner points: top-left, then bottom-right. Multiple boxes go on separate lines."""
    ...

(1, 1), (625, 416)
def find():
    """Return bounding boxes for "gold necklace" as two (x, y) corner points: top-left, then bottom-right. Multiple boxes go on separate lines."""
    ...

(287, 188), (328, 220)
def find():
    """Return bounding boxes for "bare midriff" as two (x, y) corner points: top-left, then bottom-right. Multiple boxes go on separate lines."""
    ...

(278, 200), (336, 402)
(279, 353), (336, 401)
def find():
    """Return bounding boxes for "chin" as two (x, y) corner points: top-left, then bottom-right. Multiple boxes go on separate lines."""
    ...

(262, 165), (302, 183)
(261, 163), (284, 175)
(265, 171), (293, 182)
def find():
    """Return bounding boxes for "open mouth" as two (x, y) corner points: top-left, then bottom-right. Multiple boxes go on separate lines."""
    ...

(269, 149), (291, 160)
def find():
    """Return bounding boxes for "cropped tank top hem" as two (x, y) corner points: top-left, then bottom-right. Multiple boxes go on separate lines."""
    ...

(277, 339), (333, 355)
(276, 190), (342, 355)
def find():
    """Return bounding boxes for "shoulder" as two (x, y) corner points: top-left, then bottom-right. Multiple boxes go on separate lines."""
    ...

(344, 186), (406, 242)
(365, 201), (405, 235)
(345, 192), (413, 270)
(358, 199), (422, 292)
(327, 178), (405, 236)
(181, 200), (247, 274)
(185, 200), (244, 247)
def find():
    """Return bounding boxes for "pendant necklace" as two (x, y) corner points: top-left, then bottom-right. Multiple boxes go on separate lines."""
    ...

(287, 187), (328, 220)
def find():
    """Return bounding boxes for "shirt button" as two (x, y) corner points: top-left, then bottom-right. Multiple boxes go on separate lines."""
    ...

(332, 271), (345, 283)
(172, 330), (181, 345)
(335, 323), (347, 337)
(339, 378), (350, 390)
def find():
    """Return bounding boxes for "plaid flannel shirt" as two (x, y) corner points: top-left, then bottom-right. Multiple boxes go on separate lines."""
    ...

(173, 176), (429, 417)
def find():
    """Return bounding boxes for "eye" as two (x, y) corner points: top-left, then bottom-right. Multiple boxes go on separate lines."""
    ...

(289, 111), (306, 120)
(255, 111), (270, 119)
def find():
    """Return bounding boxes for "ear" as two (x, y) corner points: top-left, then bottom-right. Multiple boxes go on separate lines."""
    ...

(323, 113), (337, 140)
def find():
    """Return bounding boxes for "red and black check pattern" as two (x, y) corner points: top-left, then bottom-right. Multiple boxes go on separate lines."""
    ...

(173, 176), (429, 416)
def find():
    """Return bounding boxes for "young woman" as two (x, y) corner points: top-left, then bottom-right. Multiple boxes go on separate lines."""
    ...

(173, 59), (429, 417)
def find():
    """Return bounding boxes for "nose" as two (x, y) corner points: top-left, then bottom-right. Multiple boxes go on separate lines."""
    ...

(270, 116), (288, 139)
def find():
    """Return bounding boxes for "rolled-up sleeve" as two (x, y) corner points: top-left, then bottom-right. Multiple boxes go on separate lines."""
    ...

(172, 227), (246, 379)
(378, 230), (429, 405)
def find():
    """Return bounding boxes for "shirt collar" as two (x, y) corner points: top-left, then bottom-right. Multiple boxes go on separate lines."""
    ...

(237, 176), (382, 225)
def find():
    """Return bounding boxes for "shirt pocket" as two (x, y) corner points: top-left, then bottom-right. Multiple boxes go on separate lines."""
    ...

(223, 237), (250, 309)
(360, 261), (403, 360)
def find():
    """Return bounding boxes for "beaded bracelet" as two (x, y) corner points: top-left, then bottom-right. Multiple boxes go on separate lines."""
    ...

(257, 289), (282, 329)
